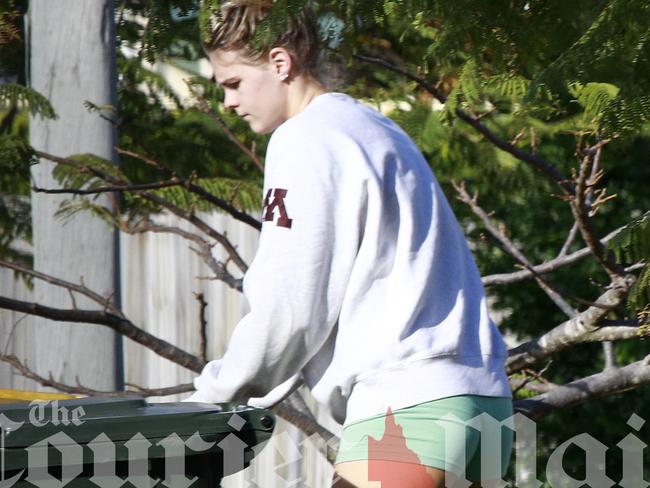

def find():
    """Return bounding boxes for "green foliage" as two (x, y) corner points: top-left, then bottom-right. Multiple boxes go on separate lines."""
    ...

(441, 59), (481, 123)
(609, 211), (650, 265)
(0, 133), (33, 266)
(0, 133), (34, 170)
(197, 0), (219, 46)
(0, 0), (26, 81)
(54, 198), (118, 227)
(0, 83), (57, 119)
(486, 73), (530, 101)
(0, 0), (648, 480)
(601, 94), (650, 136)
(0, 5), (20, 46)
(0, 1), (41, 264)
(137, 177), (262, 213)
(124, 0), (200, 63)
(568, 82), (619, 126)
(52, 154), (125, 191)
(608, 211), (650, 316)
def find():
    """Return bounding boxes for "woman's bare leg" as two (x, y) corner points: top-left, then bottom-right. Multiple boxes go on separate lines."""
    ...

(332, 460), (448, 488)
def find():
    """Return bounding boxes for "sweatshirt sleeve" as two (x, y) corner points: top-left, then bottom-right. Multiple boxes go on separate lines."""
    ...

(190, 125), (364, 405)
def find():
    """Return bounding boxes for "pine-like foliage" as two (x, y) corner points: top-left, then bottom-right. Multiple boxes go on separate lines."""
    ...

(0, 134), (33, 266)
(152, 177), (262, 212)
(0, 6), (20, 46)
(128, 0), (200, 63)
(608, 211), (650, 320)
(50, 151), (263, 221)
(0, 83), (57, 119)
(531, 0), (650, 135)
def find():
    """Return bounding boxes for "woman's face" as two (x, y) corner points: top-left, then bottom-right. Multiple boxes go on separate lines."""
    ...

(208, 49), (289, 134)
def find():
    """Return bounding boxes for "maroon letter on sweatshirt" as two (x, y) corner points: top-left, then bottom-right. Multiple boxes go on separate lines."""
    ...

(263, 188), (293, 228)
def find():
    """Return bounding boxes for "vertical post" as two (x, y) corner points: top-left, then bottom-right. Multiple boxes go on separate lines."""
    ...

(28, 0), (118, 391)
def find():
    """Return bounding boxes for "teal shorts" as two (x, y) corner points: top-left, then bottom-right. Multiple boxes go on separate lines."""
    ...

(335, 394), (514, 483)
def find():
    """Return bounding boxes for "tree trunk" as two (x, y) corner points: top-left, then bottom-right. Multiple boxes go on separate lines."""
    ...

(27, 0), (118, 391)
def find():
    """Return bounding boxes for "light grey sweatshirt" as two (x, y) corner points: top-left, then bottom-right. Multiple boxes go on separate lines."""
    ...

(186, 93), (511, 425)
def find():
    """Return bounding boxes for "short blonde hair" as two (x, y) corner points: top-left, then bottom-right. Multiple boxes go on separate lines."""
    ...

(202, 0), (321, 77)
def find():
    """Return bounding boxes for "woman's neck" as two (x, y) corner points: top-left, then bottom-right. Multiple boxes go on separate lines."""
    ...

(286, 76), (326, 119)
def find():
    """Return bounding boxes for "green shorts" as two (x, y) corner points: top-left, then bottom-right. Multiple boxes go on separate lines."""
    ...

(335, 394), (514, 483)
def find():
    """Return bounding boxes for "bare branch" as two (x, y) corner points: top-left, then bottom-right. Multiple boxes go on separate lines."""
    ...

(558, 222), (580, 257)
(141, 191), (249, 274)
(188, 245), (243, 291)
(32, 177), (185, 195)
(116, 147), (262, 231)
(454, 181), (577, 317)
(602, 341), (616, 369)
(123, 382), (195, 397)
(506, 275), (635, 374)
(194, 292), (209, 362)
(35, 149), (251, 274)
(273, 402), (339, 465)
(0, 259), (122, 316)
(580, 326), (640, 342)
(510, 379), (556, 394)
(570, 146), (623, 278)
(121, 219), (242, 290)
(0, 295), (205, 373)
(511, 362), (555, 395)
(2, 352), (337, 465)
(625, 262), (646, 273)
(0, 353), (194, 397)
(514, 356), (650, 420)
(482, 226), (626, 286)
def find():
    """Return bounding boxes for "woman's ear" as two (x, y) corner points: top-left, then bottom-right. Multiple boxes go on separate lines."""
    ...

(269, 47), (293, 80)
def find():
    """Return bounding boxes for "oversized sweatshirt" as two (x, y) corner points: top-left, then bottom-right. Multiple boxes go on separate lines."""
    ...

(188, 92), (512, 425)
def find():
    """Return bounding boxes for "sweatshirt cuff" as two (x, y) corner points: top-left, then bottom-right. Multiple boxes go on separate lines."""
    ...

(247, 373), (303, 409)
(182, 389), (216, 403)
(184, 359), (223, 403)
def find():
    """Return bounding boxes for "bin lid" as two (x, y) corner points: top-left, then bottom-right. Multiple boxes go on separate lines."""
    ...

(0, 396), (275, 447)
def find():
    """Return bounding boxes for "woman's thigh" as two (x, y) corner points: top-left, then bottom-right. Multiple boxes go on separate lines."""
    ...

(333, 461), (494, 488)
(334, 460), (452, 487)
(333, 395), (514, 487)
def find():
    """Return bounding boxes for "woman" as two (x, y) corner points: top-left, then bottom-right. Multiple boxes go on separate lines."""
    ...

(186, 2), (513, 486)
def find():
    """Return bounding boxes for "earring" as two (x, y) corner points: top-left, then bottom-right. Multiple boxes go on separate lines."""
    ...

(279, 73), (289, 81)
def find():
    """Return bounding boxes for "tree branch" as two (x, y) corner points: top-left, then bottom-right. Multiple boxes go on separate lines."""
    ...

(354, 54), (575, 195)
(35, 149), (250, 274)
(482, 226), (626, 286)
(32, 177), (185, 195)
(580, 326), (640, 342)
(0, 354), (194, 397)
(558, 222), (580, 257)
(116, 147), (262, 231)
(506, 275), (634, 374)
(194, 292), (209, 362)
(570, 146), (623, 279)
(0, 259), (121, 315)
(511, 362), (556, 395)
(273, 402), (339, 465)
(0, 295), (205, 373)
(454, 181), (577, 317)
(514, 355), (650, 420)
(137, 191), (250, 274)
(120, 218), (242, 291)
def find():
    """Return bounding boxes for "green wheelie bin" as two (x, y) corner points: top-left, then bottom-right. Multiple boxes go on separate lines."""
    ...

(0, 396), (275, 487)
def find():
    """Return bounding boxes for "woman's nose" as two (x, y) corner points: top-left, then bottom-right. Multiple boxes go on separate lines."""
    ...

(223, 90), (238, 109)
